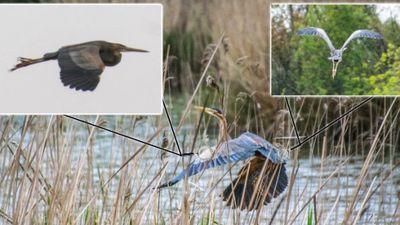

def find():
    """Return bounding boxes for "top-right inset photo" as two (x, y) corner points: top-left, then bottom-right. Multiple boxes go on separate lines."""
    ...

(271, 4), (400, 96)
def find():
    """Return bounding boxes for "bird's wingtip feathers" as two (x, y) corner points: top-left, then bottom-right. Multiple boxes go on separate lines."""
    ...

(157, 181), (174, 189)
(297, 27), (321, 35)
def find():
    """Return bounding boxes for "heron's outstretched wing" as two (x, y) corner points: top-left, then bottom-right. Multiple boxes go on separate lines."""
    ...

(58, 44), (104, 91)
(298, 27), (336, 51)
(222, 156), (287, 210)
(340, 30), (383, 51)
(158, 132), (283, 188)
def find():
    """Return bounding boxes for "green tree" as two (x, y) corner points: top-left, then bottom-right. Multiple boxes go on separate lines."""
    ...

(366, 43), (400, 94)
(272, 5), (385, 95)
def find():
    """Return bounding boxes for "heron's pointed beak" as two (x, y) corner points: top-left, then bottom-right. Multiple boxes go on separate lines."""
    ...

(122, 46), (149, 53)
(194, 106), (211, 114)
(194, 106), (220, 117)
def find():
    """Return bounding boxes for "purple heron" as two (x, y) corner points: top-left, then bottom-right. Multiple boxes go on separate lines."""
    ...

(10, 41), (148, 91)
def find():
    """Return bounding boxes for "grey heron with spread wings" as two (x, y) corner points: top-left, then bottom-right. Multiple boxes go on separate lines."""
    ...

(158, 106), (288, 211)
(298, 27), (383, 78)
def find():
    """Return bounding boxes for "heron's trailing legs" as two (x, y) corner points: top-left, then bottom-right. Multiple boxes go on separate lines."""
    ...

(10, 57), (46, 72)
(331, 60), (340, 79)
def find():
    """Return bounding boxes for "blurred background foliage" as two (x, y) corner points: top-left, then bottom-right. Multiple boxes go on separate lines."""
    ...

(272, 5), (400, 95)
(3, 0), (42, 2)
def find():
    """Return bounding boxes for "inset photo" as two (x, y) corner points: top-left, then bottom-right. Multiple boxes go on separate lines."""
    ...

(0, 4), (162, 114)
(271, 4), (400, 96)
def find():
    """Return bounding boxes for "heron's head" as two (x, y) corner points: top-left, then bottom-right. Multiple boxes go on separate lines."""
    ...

(328, 49), (343, 63)
(194, 106), (229, 140)
(112, 43), (149, 53)
(328, 50), (344, 78)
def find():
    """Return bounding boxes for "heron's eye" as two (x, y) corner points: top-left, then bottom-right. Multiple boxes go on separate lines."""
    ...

(211, 107), (223, 114)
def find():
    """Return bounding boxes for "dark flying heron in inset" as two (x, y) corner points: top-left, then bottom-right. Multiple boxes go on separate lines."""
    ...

(10, 41), (148, 91)
(158, 107), (288, 210)
(298, 27), (383, 78)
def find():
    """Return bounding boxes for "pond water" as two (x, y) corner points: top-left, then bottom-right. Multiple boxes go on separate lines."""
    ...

(70, 116), (400, 225)
(1, 116), (399, 224)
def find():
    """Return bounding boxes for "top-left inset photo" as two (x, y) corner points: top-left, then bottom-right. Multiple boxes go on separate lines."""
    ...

(0, 4), (162, 114)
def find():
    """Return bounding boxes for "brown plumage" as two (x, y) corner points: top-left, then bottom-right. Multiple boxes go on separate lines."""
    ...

(222, 154), (288, 210)
(10, 41), (148, 91)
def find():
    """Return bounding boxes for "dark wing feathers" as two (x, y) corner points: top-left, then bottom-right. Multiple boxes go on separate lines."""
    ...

(222, 156), (288, 210)
(58, 44), (104, 91)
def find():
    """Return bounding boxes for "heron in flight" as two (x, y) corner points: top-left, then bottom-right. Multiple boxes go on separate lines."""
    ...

(158, 107), (288, 210)
(298, 27), (383, 78)
(10, 41), (148, 91)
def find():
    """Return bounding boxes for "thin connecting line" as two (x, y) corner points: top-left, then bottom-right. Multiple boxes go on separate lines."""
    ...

(289, 97), (373, 151)
(163, 100), (184, 156)
(63, 115), (192, 156)
(285, 97), (301, 145)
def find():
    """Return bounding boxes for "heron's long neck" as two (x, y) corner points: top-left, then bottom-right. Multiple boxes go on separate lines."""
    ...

(217, 117), (229, 144)
(100, 50), (121, 66)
